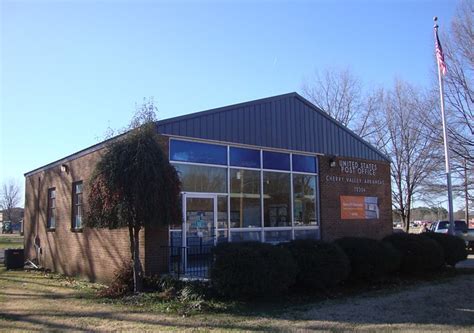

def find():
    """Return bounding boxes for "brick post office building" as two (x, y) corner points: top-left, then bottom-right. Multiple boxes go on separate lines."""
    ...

(24, 92), (392, 282)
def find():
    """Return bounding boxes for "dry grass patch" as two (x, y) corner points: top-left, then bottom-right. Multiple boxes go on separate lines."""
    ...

(0, 235), (23, 249)
(1, 266), (474, 332)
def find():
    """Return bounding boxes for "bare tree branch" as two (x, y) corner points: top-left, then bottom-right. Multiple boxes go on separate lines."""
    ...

(369, 80), (442, 231)
(301, 67), (376, 138)
(1, 179), (21, 222)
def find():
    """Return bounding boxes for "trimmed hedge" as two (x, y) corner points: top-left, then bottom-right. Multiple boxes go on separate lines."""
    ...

(211, 242), (297, 299)
(381, 241), (403, 274)
(335, 237), (401, 281)
(281, 239), (350, 290)
(384, 233), (444, 273)
(423, 232), (467, 266)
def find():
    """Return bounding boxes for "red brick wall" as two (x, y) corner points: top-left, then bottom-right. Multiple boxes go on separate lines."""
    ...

(318, 155), (392, 241)
(23, 136), (170, 282)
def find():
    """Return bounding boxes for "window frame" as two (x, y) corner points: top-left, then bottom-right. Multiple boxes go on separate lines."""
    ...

(168, 137), (321, 243)
(46, 187), (56, 231)
(71, 181), (83, 231)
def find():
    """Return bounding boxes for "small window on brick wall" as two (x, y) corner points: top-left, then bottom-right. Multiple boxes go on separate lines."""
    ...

(47, 188), (56, 229)
(72, 181), (83, 230)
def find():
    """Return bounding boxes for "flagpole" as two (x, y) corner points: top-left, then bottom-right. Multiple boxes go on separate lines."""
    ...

(434, 17), (455, 235)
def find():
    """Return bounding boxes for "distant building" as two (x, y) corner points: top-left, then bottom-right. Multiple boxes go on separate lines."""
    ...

(0, 208), (24, 233)
(24, 93), (392, 282)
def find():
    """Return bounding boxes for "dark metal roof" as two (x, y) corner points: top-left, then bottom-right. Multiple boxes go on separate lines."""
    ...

(25, 92), (389, 177)
(157, 92), (389, 162)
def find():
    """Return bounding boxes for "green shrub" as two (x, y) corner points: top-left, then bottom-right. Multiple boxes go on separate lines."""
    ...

(423, 232), (467, 266)
(211, 242), (297, 299)
(383, 233), (444, 273)
(380, 241), (402, 274)
(281, 239), (350, 290)
(335, 237), (401, 281)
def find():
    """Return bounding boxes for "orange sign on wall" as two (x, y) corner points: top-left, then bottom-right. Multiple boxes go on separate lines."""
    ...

(340, 196), (366, 219)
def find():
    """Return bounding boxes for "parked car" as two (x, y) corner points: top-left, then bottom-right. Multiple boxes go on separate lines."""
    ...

(463, 229), (474, 251)
(430, 220), (467, 233)
(429, 220), (474, 249)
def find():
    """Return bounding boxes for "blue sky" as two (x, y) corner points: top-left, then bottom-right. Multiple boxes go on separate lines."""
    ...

(1, 0), (457, 204)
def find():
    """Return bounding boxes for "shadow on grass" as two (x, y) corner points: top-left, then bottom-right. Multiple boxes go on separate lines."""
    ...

(0, 310), (271, 332)
(1, 267), (474, 331)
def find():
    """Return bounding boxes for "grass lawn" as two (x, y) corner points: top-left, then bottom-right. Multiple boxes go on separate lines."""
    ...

(1, 266), (474, 332)
(0, 234), (23, 249)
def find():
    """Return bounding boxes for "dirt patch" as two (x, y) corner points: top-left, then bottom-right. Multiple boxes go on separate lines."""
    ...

(1, 267), (474, 332)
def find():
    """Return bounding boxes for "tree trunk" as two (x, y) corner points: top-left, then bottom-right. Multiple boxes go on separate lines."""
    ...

(465, 158), (469, 225)
(406, 209), (411, 234)
(402, 214), (409, 233)
(128, 225), (134, 259)
(132, 226), (143, 293)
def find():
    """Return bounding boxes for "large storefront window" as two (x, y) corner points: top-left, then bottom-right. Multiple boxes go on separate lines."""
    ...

(173, 163), (227, 193)
(263, 151), (290, 170)
(217, 195), (228, 229)
(292, 154), (317, 173)
(230, 169), (261, 228)
(170, 140), (227, 165)
(230, 147), (260, 168)
(263, 172), (291, 227)
(293, 174), (317, 226)
(170, 138), (320, 243)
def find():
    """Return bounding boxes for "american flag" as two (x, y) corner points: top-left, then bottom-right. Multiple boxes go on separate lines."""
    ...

(435, 27), (447, 75)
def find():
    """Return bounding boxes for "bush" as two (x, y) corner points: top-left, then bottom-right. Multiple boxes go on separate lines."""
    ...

(335, 237), (401, 281)
(211, 242), (297, 299)
(380, 241), (402, 274)
(143, 274), (162, 291)
(423, 232), (467, 266)
(281, 239), (350, 290)
(384, 233), (444, 273)
(98, 262), (134, 298)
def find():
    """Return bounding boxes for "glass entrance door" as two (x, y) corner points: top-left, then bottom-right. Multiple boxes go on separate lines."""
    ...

(182, 194), (217, 276)
(184, 196), (216, 247)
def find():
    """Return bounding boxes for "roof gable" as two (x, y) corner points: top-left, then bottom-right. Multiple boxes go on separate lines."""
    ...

(25, 92), (389, 176)
(157, 92), (389, 162)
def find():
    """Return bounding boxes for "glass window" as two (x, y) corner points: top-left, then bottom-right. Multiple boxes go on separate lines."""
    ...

(293, 174), (317, 226)
(170, 139), (227, 165)
(265, 230), (292, 243)
(263, 151), (290, 170)
(47, 188), (56, 229)
(217, 230), (228, 243)
(230, 169), (261, 228)
(263, 172), (291, 227)
(185, 197), (214, 246)
(217, 196), (228, 229)
(294, 229), (319, 240)
(72, 181), (83, 229)
(170, 230), (182, 247)
(230, 230), (261, 242)
(293, 154), (317, 173)
(230, 147), (260, 168)
(173, 163), (227, 193)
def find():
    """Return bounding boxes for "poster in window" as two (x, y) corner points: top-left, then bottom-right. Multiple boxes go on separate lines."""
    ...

(341, 196), (379, 219)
